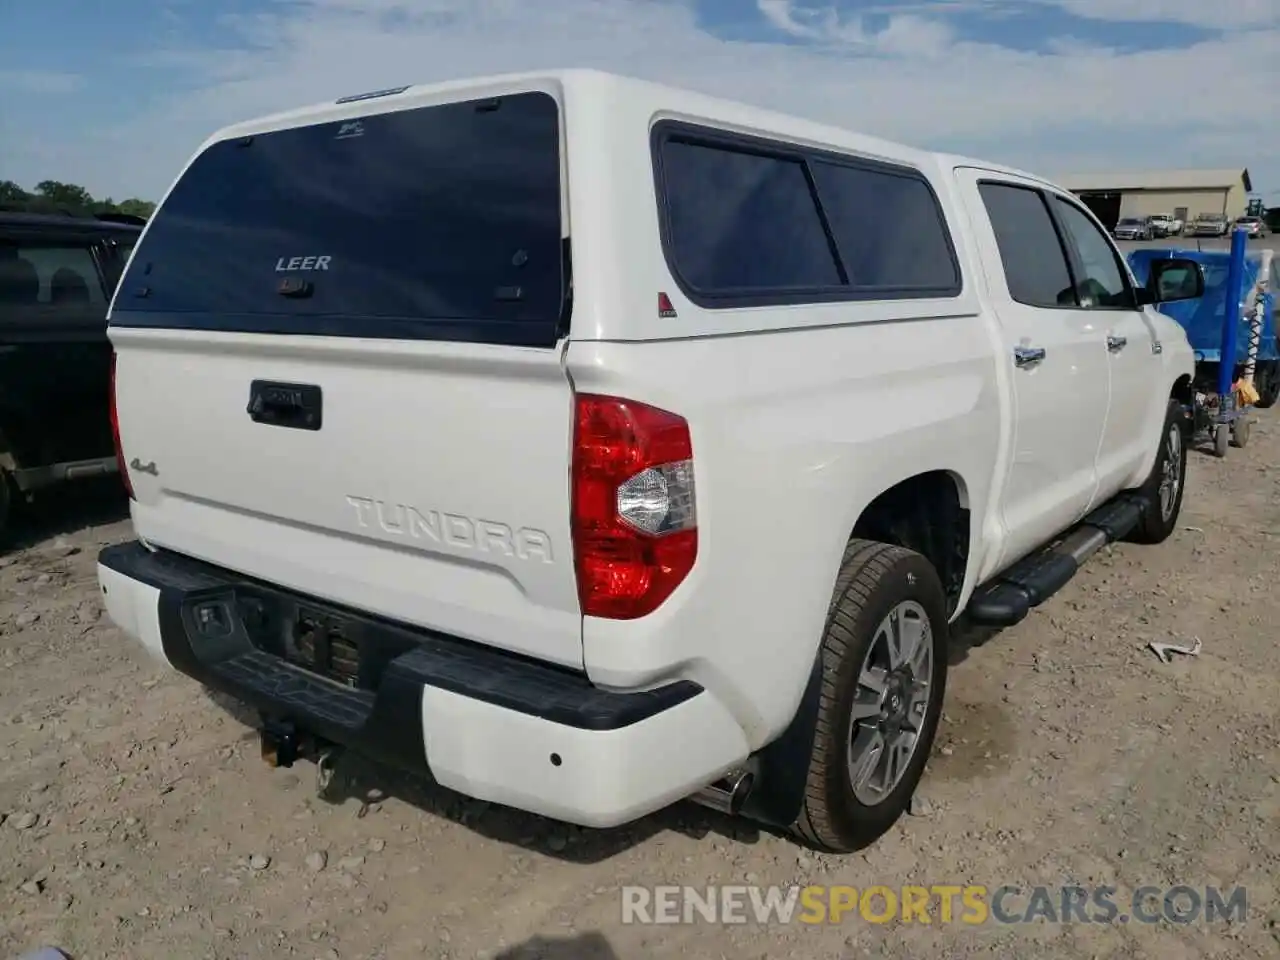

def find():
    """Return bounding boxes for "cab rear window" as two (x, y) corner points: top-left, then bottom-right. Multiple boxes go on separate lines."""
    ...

(110, 91), (567, 348)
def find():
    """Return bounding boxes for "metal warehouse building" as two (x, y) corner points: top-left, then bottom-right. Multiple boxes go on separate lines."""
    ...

(1052, 168), (1253, 231)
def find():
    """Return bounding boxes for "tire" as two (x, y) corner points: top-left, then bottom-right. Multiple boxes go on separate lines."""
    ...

(790, 539), (949, 853)
(1128, 398), (1189, 544)
(1213, 423), (1230, 458)
(1231, 415), (1251, 448)
(0, 468), (12, 551)
(1254, 362), (1280, 409)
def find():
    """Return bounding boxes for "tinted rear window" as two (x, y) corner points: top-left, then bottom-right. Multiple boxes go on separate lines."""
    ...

(653, 124), (961, 306)
(810, 160), (961, 292)
(111, 91), (566, 347)
(0, 237), (108, 334)
(659, 140), (842, 293)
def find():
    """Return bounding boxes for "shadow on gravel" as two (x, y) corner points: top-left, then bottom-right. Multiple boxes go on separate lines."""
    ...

(2, 476), (129, 553)
(496, 932), (618, 959)
(946, 613), (1005, 668)
(202, 688), (760, 862)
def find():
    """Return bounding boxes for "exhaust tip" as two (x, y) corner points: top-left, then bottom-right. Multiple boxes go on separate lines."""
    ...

(690, 769), (755, 817)
(727, 771), (754, 815)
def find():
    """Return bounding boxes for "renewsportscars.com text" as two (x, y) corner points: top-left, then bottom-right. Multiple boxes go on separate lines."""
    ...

(620, 884), (1248, 926)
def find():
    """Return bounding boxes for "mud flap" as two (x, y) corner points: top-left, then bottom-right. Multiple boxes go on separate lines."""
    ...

(737, 656), (823, 829)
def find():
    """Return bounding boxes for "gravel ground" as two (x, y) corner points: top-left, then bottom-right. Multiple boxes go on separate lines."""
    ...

(3, 417), (1280, 959)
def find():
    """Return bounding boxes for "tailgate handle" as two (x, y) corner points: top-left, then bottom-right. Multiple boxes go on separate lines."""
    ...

(247, 380), (323, 431)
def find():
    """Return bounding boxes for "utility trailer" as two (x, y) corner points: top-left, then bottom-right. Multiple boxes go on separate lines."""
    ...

(1128, 230), (1275, 457)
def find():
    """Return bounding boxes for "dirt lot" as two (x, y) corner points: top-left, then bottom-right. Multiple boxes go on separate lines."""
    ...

(4, 420), (1280, 959)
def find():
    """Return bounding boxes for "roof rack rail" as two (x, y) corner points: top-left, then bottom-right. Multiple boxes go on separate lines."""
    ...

(93, 212), (147, 226)
(0, 203), (148, 225)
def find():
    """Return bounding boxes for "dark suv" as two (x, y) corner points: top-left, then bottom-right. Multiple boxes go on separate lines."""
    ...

(0, 210), (143, 537)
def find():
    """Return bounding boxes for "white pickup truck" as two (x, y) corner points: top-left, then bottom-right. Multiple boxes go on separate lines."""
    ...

(1148, 214), (1182, 238)
(97, 70), (1206, 853)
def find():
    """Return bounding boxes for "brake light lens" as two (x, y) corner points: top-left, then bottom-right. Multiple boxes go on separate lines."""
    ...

(109, 350), (134, 500)
(571, 394), (697, 619)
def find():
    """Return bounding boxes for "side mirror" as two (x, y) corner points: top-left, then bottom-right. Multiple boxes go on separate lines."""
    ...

(1139, 258), (1206, 305)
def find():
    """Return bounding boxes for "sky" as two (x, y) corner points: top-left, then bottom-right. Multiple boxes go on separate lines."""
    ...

(1, 0), (1277, 203)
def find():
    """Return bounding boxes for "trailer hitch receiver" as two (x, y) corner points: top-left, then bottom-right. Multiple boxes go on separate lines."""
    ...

(260, 717), (301, 768)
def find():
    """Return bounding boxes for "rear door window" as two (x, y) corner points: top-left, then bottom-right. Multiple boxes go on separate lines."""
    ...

(0, 238), (107, 318)
(112, 91), (567, 347)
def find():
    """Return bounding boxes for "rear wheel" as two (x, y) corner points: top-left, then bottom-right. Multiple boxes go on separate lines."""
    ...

(790, 540), (948, 853)
(1129, 399), (1189, 544)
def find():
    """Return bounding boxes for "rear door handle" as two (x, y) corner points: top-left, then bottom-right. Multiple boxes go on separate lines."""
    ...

(1107, 335), (1128, 352)
(1013, 345), (1047, 368)
(247, 380), (323, 431)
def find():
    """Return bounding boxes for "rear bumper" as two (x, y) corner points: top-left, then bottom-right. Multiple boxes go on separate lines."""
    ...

(97, 540), (749, 828)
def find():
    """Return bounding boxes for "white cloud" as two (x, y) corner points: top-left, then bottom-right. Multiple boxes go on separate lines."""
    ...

(47, 0), (1280, 197)
(858, 0), (1279, 28)
(759, 2), (954, 55)
(1035, 0), (1279, 28)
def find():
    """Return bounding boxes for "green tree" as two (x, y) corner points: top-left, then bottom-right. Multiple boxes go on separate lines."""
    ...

(34, 180), (95, 212)
(114, 198), (156, 218)
(0, 179), (154, 218)
(0, 180), (30, 204)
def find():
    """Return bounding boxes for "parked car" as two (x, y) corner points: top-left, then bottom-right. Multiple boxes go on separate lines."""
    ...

(1148, 214), (1181, 238)
(1114, 216), (1153, 240)
(96, 69), (1203, 854)
(1234, 216), (1267, 239)
(1187, 213), (1230, 237)
(0, 210), (143, 539)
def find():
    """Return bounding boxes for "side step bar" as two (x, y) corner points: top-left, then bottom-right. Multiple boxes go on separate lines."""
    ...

(966, 495), (1145, 627)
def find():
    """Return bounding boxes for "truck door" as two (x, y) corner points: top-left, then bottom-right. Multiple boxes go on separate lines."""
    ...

(1046, 191), (1161, 497)
(0, 225), (115, 468)
(954, 167), (1111, 573)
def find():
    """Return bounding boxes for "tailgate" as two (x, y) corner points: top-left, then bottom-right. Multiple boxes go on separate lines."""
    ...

(107, 85), (584, 668)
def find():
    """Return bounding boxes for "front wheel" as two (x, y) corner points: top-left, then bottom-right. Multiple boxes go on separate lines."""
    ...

(1128, 398), (1189, 544)
(790, 540), (949, 853)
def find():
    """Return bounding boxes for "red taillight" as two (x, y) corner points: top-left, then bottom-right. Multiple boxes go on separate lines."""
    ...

(109, 350), (134, 500)
(571, 394), (697, 620)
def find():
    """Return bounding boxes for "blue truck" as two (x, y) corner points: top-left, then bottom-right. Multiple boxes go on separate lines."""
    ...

(1127, 246), (1278, 407)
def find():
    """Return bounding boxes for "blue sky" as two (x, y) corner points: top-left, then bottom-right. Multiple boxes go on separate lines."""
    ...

(1, 0), (1277, 202)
